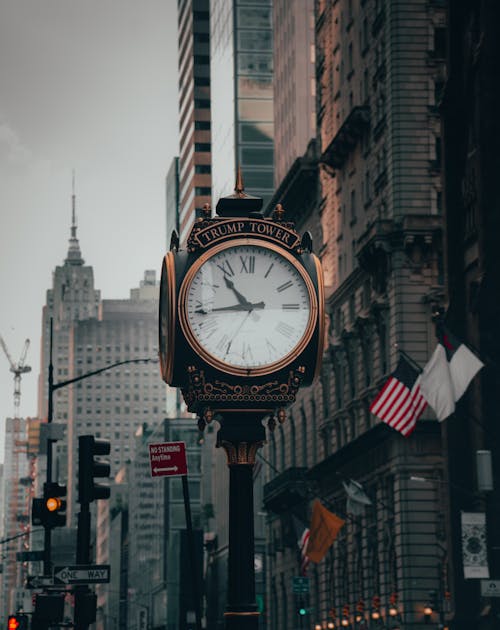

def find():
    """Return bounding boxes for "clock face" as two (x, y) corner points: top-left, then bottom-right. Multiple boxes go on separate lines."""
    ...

(179, 240), (316, 376)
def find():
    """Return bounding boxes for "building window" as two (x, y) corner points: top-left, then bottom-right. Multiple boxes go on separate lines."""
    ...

(278, 425), (286, 472)
(433, 27), (446, 59)
(195, 121), (211, 131)
(195, 164), (211, 174)
(290, 415), (296, 467)
(364, 169), (371, 205)
(301, 409), (308, 468)
(350, 190), (357, 224)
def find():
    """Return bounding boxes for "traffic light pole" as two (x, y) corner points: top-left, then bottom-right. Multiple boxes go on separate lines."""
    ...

(74, 435), (111, 630)
(75, 500), (92, 630)
(42, 317), (154, 573)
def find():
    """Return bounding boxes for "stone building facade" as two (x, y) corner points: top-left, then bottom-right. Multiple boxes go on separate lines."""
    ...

(263, 0), (450, 628)
(440, 1), (500, 627)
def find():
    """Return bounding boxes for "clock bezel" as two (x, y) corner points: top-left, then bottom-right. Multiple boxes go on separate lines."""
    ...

(159, 251), (177, 384)
(178, 238), (318, 377)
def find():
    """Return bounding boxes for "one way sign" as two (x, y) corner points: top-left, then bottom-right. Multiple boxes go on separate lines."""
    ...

(53, 564), (110, 585)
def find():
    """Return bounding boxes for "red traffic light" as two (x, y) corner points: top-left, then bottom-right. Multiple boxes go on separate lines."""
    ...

(7, 616), (27, 630)
(8, 617), (19, 630)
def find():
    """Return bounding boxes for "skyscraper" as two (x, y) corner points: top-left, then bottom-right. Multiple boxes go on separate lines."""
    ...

(166, 156), (180, 246)
(273, 0), (316, 185)
(0, 418), (29, 614)
(210, 0), (274, 203)
(37, 183), (100, 496)
(177, 0), (212, 244)
(66, 271), (165, 524)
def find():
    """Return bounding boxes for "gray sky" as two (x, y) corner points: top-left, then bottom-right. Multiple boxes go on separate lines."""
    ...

(0, 0), (179, 458)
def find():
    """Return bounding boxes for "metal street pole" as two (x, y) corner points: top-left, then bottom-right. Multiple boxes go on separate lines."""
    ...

(218, 412), (265, 630)
(43, 316), (154, 574)
(181, 475), (202, 630)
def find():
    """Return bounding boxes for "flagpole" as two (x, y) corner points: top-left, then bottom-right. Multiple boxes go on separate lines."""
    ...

(397, 348), (424, 373)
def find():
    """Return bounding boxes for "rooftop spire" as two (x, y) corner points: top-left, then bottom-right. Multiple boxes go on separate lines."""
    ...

(71, 169), (77, 238)
(65, 170), (84, 265)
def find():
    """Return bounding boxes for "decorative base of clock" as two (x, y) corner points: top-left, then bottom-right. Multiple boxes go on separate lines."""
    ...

(182, 364), (306, 414)
(219, 413), (265, 630)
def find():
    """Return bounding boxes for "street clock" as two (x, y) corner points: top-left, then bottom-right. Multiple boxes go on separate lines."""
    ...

(159, 175), (325, 420)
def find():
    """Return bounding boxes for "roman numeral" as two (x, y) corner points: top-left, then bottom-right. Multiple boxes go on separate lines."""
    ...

(265, 338), (277, 356)
(264, 263), (274, 278)
(215, 260), (235, 276)
(241, 343), (254, 362)
(200, 317), (218, 339)
(282, 304), (300, 310)
(276, 280), (293, 293)
(216, 334), (229, 352)
(240, 255), (255, 274)
(276, 321), (294, 338)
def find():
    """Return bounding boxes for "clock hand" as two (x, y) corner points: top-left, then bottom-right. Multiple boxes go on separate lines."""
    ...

(224, 310), (253, 358)
(195, 301), (265, 314)
(223, 274), (252, 306)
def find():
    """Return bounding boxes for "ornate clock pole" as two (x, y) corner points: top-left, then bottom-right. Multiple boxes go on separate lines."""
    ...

(159, 171), (325, 629)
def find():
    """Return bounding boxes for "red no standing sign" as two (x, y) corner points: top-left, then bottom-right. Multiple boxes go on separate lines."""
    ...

(148, 441), (188, 477)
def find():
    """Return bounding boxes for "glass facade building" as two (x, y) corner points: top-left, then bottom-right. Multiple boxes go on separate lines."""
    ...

(211, 0), (274, 205)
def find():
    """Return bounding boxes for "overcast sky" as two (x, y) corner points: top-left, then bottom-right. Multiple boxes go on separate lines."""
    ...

(0, 0), (179, 459)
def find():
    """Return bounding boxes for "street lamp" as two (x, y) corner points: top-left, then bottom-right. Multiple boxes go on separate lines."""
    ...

(42, 317), (155, 573)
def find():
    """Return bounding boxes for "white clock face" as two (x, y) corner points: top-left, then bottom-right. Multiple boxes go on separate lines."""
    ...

(182, 242), (314, 373)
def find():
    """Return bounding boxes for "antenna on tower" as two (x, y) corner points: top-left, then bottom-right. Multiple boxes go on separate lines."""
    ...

(0, 335), (31, 417)
(71, 169), (77, 236)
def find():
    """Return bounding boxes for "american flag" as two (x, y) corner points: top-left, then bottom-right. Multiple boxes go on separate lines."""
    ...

(370, 354), (427, 436)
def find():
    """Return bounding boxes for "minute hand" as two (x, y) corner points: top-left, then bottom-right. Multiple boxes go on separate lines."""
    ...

(224, 275), (252, 306)
(195, 302), (265, 314)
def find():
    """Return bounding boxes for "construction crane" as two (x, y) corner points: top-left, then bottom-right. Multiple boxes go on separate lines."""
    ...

(0, 335), (31, 417)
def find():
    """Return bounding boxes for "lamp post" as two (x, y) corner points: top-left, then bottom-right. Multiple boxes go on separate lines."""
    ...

(159, 176), (325, 630)
(43, 317), (155, 574)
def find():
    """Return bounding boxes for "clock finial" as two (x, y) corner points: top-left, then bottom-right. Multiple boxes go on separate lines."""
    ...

(235, 166), (245, 197)
(215, 166), (263, 217)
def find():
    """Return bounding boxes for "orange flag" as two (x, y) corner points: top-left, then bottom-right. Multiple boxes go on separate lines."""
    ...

(306, 499), (345, 563)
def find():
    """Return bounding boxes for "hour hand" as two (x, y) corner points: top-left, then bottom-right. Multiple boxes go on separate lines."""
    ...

(223, 274), (251, 306)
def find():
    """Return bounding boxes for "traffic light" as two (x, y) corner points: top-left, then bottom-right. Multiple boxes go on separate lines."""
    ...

(33, 594), (64, 624)
(43, 482), (66, 528)
(74, 590), (97, 626)
(31, 482), (66, 529)
(7, 615), (28, 630)
(78, 435), (111, 504)
(297, 601), (308, 616)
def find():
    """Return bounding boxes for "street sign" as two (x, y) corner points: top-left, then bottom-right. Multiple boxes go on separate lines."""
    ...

(149, 441), (188, 477)
(26, 575), (54, 589)
(17, 550), (45, 562)
(53, 564), (110, 585)
(481, 580), (500, 597)
(292, 576), (310, 594)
